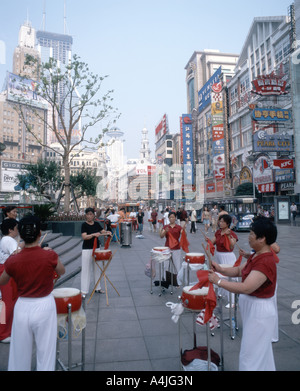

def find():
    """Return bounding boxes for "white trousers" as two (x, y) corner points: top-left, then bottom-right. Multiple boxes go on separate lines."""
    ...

(81, 249), (101, 295)
(215, 250), (237, 303)
(170, 249), (182, 274)
(239, 293), (276, 371)
(8, 294), (57, 371)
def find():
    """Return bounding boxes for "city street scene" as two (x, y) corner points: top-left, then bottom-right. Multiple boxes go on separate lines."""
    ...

(1, 0), (300, 373)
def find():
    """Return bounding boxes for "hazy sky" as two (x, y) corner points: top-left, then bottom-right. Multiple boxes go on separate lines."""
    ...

(0, 0), (293, 160)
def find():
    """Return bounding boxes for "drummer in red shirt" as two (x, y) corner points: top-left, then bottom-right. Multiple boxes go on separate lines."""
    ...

(208, 216), (278, 371)
(159, 211), (183, 278)
(206, 214), (238, 266)
(206, 214), (238, 306)
(0, 215), (65, 371)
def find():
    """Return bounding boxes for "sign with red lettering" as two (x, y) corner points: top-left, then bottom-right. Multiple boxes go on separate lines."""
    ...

(257, 183), (275, 193)
(252, 73), (288, 96)
(273, 159), (294, 169)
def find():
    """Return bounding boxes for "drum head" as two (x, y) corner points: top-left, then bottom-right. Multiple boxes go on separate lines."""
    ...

(52, 287), (80, 298)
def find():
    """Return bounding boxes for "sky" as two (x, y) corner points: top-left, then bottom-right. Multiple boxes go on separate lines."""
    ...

(0, 0), (294, 160)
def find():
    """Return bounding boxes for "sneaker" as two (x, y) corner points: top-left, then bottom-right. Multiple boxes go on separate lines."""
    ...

(0, 337), (11, 343)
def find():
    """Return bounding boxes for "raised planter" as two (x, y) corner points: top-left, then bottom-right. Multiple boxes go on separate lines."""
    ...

(47, 221), (83, 237)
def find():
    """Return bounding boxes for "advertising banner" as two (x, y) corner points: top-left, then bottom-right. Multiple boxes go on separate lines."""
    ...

(252, 108), (291, 121)
(1, 161), (29, 192)
(253, 155), (273, 185)
(182, 114), (194, 187)
(7, 72), (48, 110)
(198, 67), (222, 113)
(253, 131), (293, 153)
(252, 74), (288, 96)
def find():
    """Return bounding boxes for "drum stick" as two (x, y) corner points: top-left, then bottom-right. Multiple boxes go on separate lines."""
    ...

(202, 243), (212, 269)
(39, 232), (48, 246)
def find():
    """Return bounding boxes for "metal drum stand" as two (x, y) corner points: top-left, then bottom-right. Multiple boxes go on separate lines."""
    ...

(179, 308), (219, 371)
(56, 295), (86, 371)
(150, 248), (173, 296)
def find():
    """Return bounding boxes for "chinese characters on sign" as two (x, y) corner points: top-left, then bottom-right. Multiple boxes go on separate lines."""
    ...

(252, 108), (291, 121)
(252, 74), (288, 96)
(182, 114), (194, 188)
(257, 183), (275, 193)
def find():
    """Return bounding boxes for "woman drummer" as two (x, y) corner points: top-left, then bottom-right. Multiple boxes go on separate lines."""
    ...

(159, 211), (183, 281)
(208, 216), (278, 371)
(0, 215), (65, 371)
(81, 207), (111, 295)
(205, 214), (238, 306)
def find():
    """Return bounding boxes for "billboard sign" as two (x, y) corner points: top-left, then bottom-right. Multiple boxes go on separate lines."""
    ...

(273, 159), (294, 169)
(252, 73), (288, 96)
(252, 108), (291, 121)
(7, 72), (48, 110)
(198, 67), (222, 113)
(1, 161), (29, 192)
(182, 114), (194, 186)
(253, 131), (293, 153)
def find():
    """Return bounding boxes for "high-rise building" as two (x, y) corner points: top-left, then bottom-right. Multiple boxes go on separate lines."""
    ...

(13, 20), (40, 80)
(35, 30), (80, 144)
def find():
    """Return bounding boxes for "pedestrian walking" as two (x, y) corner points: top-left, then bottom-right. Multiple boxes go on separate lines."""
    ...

(201, 206), (211, 233)
(290, 202), (297, 224)
(210, 205), (219, 233)
(190, 208), (197, 234)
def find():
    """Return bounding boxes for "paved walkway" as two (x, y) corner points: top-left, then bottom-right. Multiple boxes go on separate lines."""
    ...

(1, 222), (300, 371)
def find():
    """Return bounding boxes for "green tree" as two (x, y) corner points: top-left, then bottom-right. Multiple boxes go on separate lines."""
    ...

(70, 168), (98, 203)
(16, 159), (62, 202)
(13, 54), (119, 212)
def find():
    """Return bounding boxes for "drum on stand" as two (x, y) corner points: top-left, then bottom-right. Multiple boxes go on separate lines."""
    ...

(185, 253), (205, 264)
(52, 287), (82, 314)
(181, 285), (209, 311)
(94, 249), (112, 261)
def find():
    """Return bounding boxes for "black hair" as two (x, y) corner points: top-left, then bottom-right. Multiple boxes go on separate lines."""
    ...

(0, 218), (18, 236)
(18, 215), (41, 244)
(3, 205), (17, 218)
(250, 216), (277, 245)
(218, 214), (232, 226)
(168, 211), (176, 217)
(85, 207), (95, 214)
(219, 205), (225, 211)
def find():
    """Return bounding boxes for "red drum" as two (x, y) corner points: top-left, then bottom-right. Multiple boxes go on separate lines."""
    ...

(185, 252), (205, 264)
(158, 219), (163, 223)
(111, 223), (118, 228)
(153, 247), (169, 252)
(52, 287), (82, 314)
(148, 219), (153, 222)
(181, 285), (209, 311)
(94, 249), (112, 261)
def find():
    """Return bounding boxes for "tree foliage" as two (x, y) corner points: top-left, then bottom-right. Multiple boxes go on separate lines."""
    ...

(13, 54), (119, 211)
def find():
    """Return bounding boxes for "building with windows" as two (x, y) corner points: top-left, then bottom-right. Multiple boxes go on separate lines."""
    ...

(227, 15), (294, 203)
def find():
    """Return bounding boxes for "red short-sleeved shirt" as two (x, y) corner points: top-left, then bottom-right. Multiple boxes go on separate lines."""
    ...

(241, 252), (277, 298)
(5, 246), (58, 298)
(215, 229), (238, 252)
(165, 224), (182, 250)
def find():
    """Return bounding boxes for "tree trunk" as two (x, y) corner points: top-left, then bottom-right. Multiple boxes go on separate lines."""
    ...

(63, 156), (71, 213)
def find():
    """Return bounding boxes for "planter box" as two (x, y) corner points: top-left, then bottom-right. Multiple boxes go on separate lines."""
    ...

(48, 221), (83, 237)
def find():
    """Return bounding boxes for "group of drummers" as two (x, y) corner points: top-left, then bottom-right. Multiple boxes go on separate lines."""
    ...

(0, 203), (281, 371)
(159, 208), (280, 371)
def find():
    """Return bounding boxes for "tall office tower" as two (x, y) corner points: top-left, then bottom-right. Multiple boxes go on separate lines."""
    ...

(35, 30), (79, 143)
(13, 20), (40, 80)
